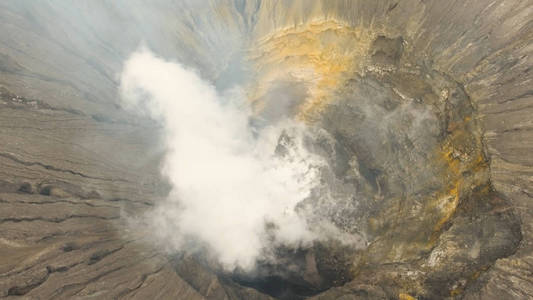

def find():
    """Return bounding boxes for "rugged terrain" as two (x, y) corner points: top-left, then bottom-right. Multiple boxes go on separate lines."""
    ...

(0, 1), (532, 299)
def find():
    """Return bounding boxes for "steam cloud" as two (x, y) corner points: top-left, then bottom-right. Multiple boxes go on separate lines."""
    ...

(120, 49), (326, 270)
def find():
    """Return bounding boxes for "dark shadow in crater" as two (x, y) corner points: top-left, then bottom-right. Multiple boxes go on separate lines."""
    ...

(232, 274), (326, 300)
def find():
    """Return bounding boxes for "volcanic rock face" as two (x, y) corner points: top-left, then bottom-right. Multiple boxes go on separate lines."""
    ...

(0, 1), (532, 299)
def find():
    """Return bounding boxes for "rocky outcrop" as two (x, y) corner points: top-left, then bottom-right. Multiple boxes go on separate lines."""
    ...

(0, 0), (532, 299)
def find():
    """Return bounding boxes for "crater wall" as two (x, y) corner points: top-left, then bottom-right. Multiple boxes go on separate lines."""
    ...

(0, 1), (531, 299)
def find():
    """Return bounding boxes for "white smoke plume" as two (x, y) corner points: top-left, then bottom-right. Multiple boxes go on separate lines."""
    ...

(120, 48), (326, 271)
